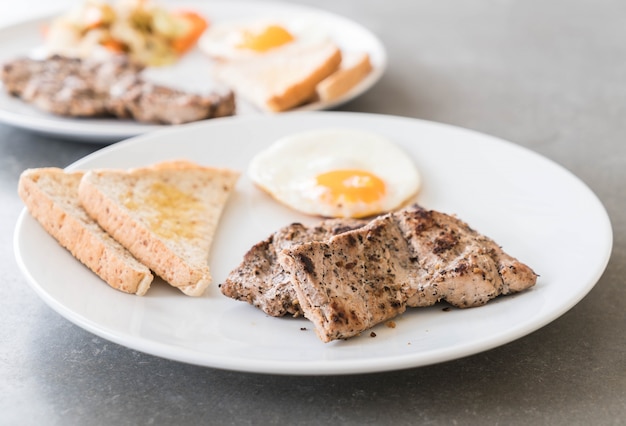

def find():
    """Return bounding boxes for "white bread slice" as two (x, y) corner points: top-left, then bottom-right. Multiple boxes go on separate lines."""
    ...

(18, 168), (154, 295)
(212, 41), (342, 112)
(316, 52), (373, 102)
(78, 160), (239, 296)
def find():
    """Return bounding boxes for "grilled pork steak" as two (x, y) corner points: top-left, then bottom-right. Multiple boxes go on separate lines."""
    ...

(1, 55), (235, 124)
(281, 205), (537, 342)
(222, 204), (537, 343)
(220, 218), (367, 317)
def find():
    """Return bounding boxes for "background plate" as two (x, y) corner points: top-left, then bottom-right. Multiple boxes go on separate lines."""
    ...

(0, 1), (386, 143)
(14, 112), (613, 375)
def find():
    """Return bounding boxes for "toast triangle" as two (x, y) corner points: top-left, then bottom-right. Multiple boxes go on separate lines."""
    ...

(316, 51), (373, 102)
(213, 41), (342, 112)
(18, 168), (154, 295)
(78, 160), (240, 296)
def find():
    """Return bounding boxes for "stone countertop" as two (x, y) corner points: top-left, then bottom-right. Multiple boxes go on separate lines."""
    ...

(1, 1), (624, 424)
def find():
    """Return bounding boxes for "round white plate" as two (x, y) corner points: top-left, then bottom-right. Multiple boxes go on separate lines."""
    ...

(14, 112), (613, 375)
(0, 1), (386, 143)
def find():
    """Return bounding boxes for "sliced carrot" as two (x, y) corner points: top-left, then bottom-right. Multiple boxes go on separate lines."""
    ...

(171, 11), (209, 54)
(101, 39), (127, 53)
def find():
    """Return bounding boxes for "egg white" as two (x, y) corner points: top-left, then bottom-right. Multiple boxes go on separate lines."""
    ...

(199, 18), (329, 60)
(248, 128), (422, 218)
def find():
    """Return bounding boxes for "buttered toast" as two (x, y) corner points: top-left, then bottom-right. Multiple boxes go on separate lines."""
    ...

(78, 160), (240, 296)
(18, 168), (154, 295)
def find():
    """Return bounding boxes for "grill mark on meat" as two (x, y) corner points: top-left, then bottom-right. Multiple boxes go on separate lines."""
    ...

(345, 234), (358, 247)
(298, 254), (316, 275)
(433, 231), (459, 254)
(1, 55), (235, 124)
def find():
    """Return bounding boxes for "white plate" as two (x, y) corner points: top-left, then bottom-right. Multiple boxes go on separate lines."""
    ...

(0, 1), (386, 143)
(14, 112), (613, 375)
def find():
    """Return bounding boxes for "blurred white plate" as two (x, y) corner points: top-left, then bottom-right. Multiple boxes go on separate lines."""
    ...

(0, 1), (386, 143)
(14, 112), (613, 375)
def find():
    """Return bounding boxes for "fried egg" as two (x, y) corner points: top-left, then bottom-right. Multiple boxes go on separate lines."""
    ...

(248, 128), (421, 218)
(199, 18), (328, 60)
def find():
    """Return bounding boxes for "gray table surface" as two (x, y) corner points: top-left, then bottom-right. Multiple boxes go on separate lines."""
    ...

(1, 0), (624, 425)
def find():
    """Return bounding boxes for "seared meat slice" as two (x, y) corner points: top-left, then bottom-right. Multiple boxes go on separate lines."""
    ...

(107, 81), (236, 125)
(280, 214), (417, 342)
(2, 55), (82, 96)
(2, 55), (108, 117)
(1, 54), (236, 124)
(279, 205), (537, 342)
(220, 218), (366, 317)
(393, 206), (538, 308)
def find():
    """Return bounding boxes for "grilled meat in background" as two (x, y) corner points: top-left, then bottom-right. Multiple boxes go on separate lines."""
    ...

(1, 54), (235, 124)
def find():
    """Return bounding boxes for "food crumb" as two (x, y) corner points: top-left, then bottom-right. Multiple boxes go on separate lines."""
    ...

(300, 327), (307, 331)
(385, 321), (396, 328)
(442, 307), (451, 312)
(370, 332), (377, 338)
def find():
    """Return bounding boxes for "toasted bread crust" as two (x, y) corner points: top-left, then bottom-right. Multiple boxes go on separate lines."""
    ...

(78, 161), (239, 296)
(213, 41), (342, 112)
(18, 168), (153, 295)
(266, 45), (342, 111)
(316, 52), (373, 102)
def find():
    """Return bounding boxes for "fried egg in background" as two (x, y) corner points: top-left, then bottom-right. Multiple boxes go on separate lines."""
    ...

(248, 128), (422, 218)
(198, 17), (330, 60)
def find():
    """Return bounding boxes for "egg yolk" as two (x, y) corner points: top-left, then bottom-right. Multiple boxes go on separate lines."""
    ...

(236, 25), (294, 52)
(314, 169), (386, 205)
